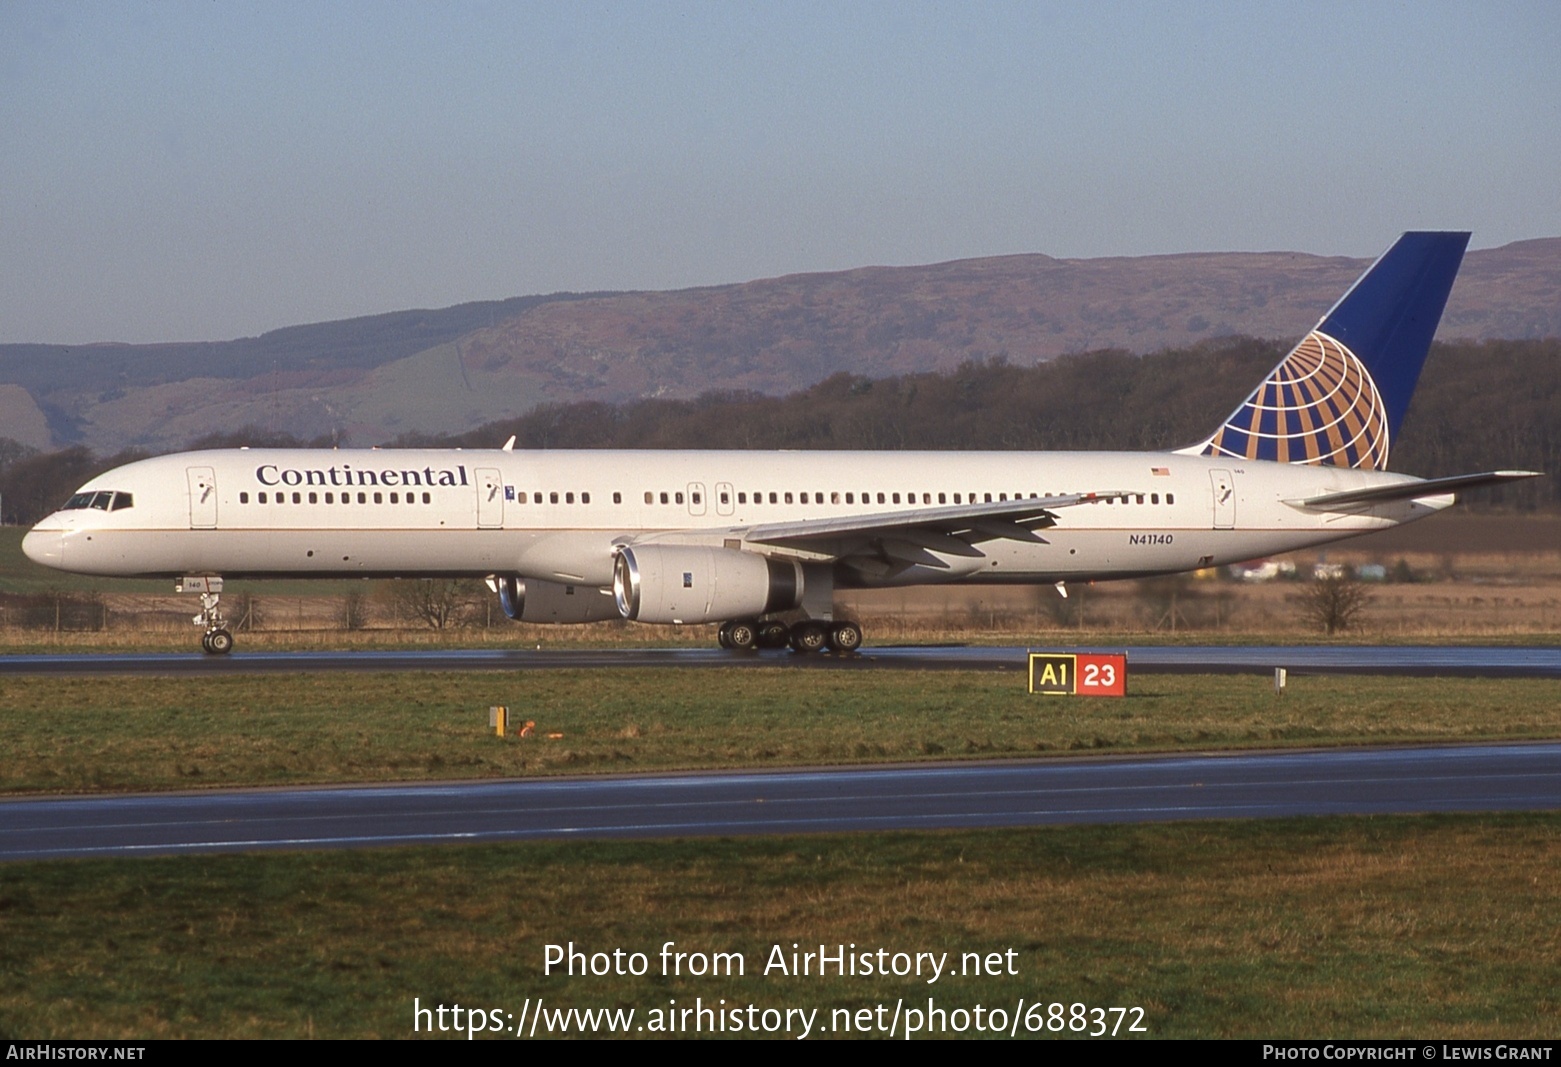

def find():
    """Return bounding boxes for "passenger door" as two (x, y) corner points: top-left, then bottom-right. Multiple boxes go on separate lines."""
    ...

(187, 467), (217, 529)
(476, 467), (504, 529)
(1209, 469), (1235, 529)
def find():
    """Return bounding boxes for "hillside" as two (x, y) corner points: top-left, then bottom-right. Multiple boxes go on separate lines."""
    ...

(3, 237), (1558, 453)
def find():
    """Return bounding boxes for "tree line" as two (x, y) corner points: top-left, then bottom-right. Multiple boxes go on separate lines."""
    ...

(2, 336), (1555, 526)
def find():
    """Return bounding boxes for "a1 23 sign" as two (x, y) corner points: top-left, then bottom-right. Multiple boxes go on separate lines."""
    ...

(1028, 652), (1127, 697)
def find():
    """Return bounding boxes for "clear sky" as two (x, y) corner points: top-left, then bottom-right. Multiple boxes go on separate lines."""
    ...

(4, 0), (1559, 344)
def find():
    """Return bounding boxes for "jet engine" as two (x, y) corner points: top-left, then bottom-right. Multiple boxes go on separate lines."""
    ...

(495, 576), (621, 624)
(613, 545), (802, 624)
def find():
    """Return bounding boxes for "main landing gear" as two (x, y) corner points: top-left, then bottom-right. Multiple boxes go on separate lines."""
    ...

(178, 576), (234, 655)
(717, 618), (863, 655)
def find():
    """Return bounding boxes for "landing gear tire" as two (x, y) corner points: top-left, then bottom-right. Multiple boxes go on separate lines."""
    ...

(789, 620), (828, 654)
(202, 628), (233, 655)
(757, 620), (791, 649)
(718, 622), (734, 648)
(727, 619), (758, 650)
(826, 621), (863, 654)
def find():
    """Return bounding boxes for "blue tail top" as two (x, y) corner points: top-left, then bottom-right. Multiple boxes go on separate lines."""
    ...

(1184, 231), (1469, 469)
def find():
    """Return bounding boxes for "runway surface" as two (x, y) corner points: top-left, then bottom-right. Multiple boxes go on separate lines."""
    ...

(2, 644), (1560, 676)
(5, 742), (1560, 861)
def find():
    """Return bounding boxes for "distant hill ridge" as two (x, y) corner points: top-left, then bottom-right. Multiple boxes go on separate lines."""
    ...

(2, 237), (1558, 452)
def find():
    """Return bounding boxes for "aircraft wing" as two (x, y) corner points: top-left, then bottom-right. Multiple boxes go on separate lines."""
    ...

(635, 491), (1138, 572)
(1290, 470), (1543, 510)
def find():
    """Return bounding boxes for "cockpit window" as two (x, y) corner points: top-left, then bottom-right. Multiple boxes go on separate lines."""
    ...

(61, 490), (132, 511)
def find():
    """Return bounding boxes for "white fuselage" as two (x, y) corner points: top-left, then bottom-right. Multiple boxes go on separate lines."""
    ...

(22, 447), (1452, 588)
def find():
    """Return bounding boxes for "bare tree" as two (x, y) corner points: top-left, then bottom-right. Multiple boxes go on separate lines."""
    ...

(388, 579), (481, 629)
(1299, 573), (1373, 635)
(338, 589), (370, 631)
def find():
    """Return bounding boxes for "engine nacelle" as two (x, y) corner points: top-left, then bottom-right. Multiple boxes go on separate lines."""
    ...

(613, 545), (802, 624)
(495, 576), (621, 624)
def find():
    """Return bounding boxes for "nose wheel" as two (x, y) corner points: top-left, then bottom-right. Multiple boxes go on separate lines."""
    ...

(181, 578), (234, 655)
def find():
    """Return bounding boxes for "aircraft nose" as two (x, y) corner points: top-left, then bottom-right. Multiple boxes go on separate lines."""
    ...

(21, 529), (64, 569)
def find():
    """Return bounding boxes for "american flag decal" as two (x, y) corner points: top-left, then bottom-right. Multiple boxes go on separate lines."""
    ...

(1151, 467), (1170, 476)
(1198, 331), (1390, 470)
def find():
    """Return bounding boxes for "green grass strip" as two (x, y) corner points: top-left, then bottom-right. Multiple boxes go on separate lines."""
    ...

(3, 670), (1560, 795)
(1, 815), (1558, 1038)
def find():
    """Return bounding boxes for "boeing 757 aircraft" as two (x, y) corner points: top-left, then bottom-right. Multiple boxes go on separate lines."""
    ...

(23, 232), (1540, 653)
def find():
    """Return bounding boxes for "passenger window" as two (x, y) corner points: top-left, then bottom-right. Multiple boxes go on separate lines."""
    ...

(389, 492), (398, 504)
(289, 492), (299, 504)
(720, 491), (729, 505)
(645, 492), (653, 504)
(845, 493), (853, 504)
(1151, 493), (1159, 504)
(984, 493), (992, 503)
(877, 493), (886, 504)
(565, 492), (574, 504)
(1167, 493), (1175, 505)
(240, 492), (250, 504)
(954, 493), (962, 504)
(373, 492), (383, 504)
(325, 492), (333, 504)
(660, 492), (669, 504)
(613, 492), (621, 504)
(784, 492), (793, 504)
(769, 492), (778, 504)
(892, 493), (901, 504)
(1136, 494), (1144, 504)
(800, 492), (809, 504)
(422, 492), (431, 504)
(276, 494), (284, 505)
(675, 492), (684, 505)
(938, 493), (946, 504)
(534, 492), (543, 504)
(357, 492), (366, 504)
(550, 492), (559, 504)
(582, 492), (591, 504)
(310, 492), (319, 504)
(922, 493), (930, 504)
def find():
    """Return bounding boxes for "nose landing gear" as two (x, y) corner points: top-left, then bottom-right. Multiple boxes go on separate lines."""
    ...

(178, 576), (234, 655)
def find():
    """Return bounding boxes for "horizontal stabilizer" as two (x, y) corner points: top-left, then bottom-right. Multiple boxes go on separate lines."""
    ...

(1291, 470), (1543, 510)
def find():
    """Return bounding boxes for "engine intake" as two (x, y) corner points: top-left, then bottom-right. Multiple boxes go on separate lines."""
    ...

(496, 576), (620, 624)
(613, 545), (802, 624)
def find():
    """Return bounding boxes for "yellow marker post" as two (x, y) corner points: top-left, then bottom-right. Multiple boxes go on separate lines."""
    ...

(489, 705), (508, 737)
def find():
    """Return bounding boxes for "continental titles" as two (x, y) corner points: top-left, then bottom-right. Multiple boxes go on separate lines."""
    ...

(255, 464), (469, 489)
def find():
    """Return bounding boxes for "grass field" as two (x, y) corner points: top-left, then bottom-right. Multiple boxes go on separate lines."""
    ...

(2, 669), (1558, 796)
(2, 815), (1558, 1038)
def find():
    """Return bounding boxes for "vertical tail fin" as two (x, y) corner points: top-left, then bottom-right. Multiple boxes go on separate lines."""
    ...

(1180, 231), (1469, 469)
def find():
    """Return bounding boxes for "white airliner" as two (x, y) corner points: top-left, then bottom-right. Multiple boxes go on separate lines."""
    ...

(22, 232), (1539, 654)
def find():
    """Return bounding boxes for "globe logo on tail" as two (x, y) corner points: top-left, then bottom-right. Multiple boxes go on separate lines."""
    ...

(1199, 331), (1390, 470)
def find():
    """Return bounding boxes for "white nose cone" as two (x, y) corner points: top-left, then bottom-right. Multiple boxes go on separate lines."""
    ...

(21, 529), (64, 569)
